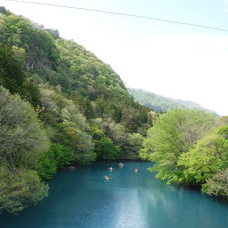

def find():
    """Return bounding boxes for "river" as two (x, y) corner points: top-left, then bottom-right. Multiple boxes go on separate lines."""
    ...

(0, 161), (227, 228)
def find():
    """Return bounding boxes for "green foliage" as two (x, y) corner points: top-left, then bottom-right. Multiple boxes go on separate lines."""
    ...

(55, 38), (126, 94)
(217, 125), (228, 138)
(125, 133), (144, 159)
(0, 42), (42, 107)
(11, 45), (26, 66)
(0, 42), (24, 94)
(0, 167), (48, 215)
(176, 125), (228, 185)
(36, 143), (74, 180)
(92, 125), (120, 160)
(0, 86), (51, 214)
(50, 144), (74, 168)
(177, 133), (226, 184)
(0, 11), (150, 133)
(93, 118), (145, 159)
(36, 149), (57, 180)
(39, 87), (83, 125)
(0, 86), (49, 169)
(39, 87), (96, 165)
(0, 14), (60, 70)
(58, 47), (150, 131)
(57, 122), (96, 165)
(95, 136), (120, 160)
(21, 79), (42, 107)
(141, 109), (228, 198)
(202, 169), (228, 198)
(140, 109), (216, 184)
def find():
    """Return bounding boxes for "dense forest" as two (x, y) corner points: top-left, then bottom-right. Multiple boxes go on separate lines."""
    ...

(0, 7), (227, 215)
(129, 88), (213, 113)
(140, 110), (228, 198)
(0, 7), (151, 215)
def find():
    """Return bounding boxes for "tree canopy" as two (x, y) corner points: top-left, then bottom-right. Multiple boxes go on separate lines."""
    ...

(140, 109), (217, 184)
(140, 108), (228, 198)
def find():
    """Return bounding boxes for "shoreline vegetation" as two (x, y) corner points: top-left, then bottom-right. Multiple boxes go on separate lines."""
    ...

(0, 7), (227, 215)
(140, 109), (228, 201)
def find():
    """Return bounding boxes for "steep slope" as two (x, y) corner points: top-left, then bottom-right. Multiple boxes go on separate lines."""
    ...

(0, 8), (150, 131)
(0, 8), (152, 214)
(128, 88), (213, 113)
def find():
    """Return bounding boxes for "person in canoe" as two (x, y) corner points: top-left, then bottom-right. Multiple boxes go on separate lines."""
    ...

(119, 162), (124, 168)
(104, 175), (112, 181)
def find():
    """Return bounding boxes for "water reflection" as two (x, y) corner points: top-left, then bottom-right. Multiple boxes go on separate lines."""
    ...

(112, 189), (146, 228)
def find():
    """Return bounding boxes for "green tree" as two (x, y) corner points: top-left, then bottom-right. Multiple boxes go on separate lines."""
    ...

(177, 134), (225, 184)
(125, 133), (144, 159)
(140, 109), (216, 184)
(21, 79), (42, 107)
(57, 121), (96, 165)
(177, 125), (228, 184)
(50, 143), (74, 168)
(0, 42), (24, 94)
(95, 136), (120, 160)
(36, 149), (57, 180)
(202, 169), (228, 198)
(0, 43), (41, 107)
(0, 86), (49, 170)
(36, 143), (74, 180)
(0, 167), (48, 215)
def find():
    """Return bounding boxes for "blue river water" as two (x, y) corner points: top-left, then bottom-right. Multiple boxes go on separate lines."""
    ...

(0, 161), (227, 228)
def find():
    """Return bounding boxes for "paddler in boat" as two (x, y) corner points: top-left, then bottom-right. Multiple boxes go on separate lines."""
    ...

(104, 175), (111, 181)
(119, 162), (124, 168)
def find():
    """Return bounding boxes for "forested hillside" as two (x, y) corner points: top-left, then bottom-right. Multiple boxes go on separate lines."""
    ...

(129, 88), (213, 113)
(0, 7), (227, 216)
(0, 7), (152, 215)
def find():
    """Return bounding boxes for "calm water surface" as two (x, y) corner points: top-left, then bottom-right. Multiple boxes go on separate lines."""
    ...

(0, 162), (227, 228)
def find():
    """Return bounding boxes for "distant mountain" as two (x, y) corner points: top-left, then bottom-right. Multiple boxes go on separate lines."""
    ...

(128, 88), (214, 113)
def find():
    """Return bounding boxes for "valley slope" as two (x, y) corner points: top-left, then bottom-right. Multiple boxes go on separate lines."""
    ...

(129, 88), (214, 113)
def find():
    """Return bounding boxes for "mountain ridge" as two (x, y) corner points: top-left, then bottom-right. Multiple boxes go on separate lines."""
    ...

(128, 88), (215, 114)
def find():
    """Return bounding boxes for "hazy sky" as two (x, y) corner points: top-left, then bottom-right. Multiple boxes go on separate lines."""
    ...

(1, 0), (228, 115)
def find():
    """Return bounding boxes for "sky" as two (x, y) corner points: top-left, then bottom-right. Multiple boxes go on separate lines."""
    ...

(1, 0), (228, 115)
